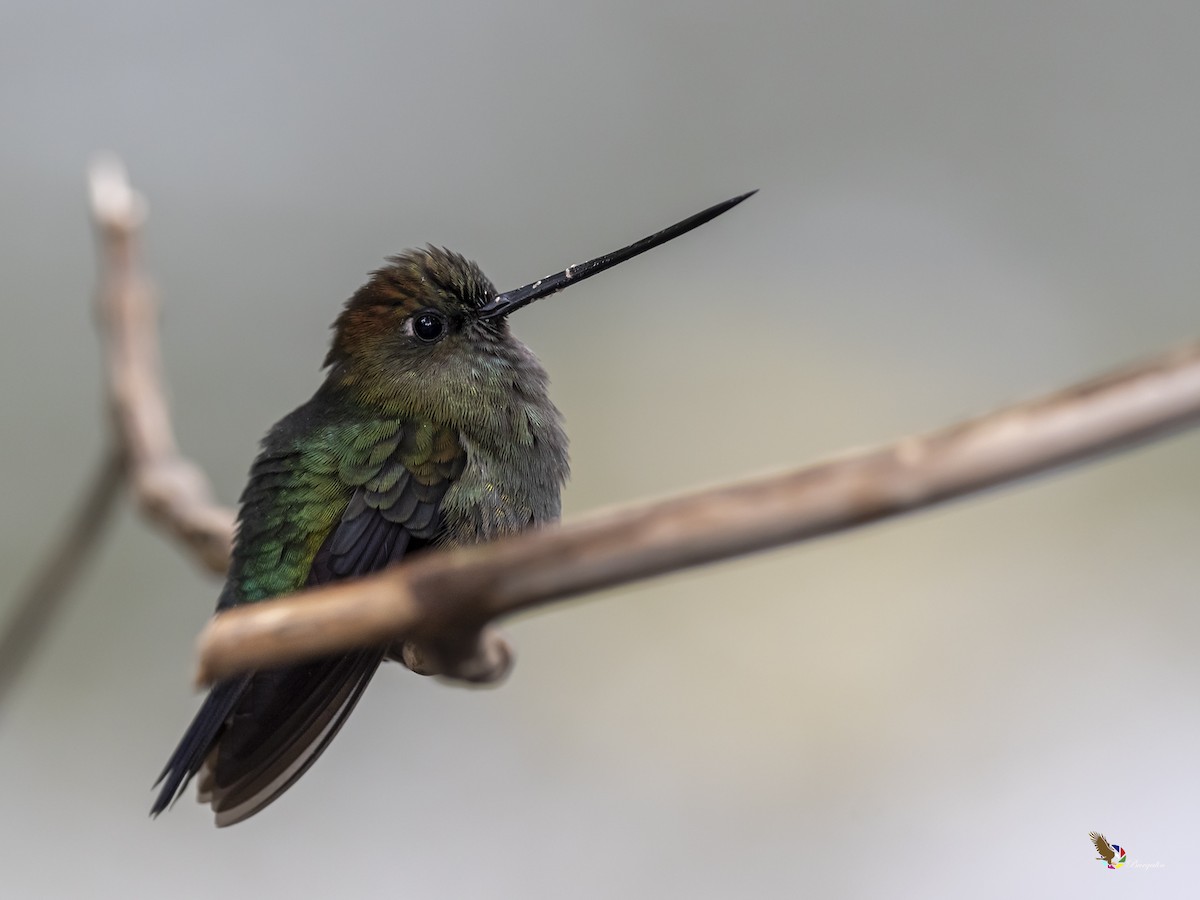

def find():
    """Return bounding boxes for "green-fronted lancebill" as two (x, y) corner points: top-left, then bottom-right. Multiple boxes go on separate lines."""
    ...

(151, 190), (755, 826)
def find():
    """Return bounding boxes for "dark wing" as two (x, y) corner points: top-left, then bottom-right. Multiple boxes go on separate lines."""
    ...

(1090, 832), (1115, 862)
(152, 418), (462, 826)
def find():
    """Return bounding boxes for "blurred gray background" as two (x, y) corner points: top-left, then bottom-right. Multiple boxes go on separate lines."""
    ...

(1, 1), (1197, 897)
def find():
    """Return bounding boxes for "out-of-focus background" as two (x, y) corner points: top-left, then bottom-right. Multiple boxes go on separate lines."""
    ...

(1, 2), (1197, 897)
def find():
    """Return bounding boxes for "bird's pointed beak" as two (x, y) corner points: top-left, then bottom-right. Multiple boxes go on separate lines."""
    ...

(476, 190), (757, 320)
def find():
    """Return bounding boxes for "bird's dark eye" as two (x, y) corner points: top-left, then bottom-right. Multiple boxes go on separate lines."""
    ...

(411, 310), (446, 342)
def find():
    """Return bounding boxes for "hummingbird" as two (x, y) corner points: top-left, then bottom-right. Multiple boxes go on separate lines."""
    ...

(151, 191), (755, 826)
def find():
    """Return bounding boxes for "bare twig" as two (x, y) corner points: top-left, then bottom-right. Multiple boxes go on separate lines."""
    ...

(196, 340), (1200, 684)
(89, 155), (235, 572)
(0, 160), (236, 709)
(0, 449), (125, 711)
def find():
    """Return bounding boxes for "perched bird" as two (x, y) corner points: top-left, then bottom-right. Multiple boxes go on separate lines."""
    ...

(151, 191), (754, 826)
(1090, 832), (1116, 866)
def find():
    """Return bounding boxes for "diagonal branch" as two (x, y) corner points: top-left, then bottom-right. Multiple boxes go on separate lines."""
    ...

(195, 340), (1200, 684)
(14, 159), (1200, 702)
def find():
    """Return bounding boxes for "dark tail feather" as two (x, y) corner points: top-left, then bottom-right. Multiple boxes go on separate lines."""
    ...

(151, 650), (384, 826)
(151, 676), (251, 816)
(202, 648), (384, 827)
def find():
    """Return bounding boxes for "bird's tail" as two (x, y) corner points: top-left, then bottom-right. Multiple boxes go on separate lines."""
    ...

(151, 649), (384, 826)
(151, 676), (251, 816)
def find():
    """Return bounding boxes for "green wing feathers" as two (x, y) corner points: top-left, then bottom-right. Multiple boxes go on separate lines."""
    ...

(226, 414), (463, 605)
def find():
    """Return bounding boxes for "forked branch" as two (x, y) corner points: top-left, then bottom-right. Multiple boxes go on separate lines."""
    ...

(0, 160), (235, 710)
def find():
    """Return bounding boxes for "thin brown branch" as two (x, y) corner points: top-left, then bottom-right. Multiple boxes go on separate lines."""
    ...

(0, 449), (125, 712)
(196, 340), (1200, 684)
(0, 160), (237, 710)
(89, 156), (235, 572)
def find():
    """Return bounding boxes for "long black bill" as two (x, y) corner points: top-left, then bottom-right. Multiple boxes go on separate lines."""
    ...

(476, 190), (756, 320)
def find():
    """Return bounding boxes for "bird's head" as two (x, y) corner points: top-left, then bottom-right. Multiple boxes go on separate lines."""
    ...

(324, 245), (505, 379)
(322, 191), (755, 422)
